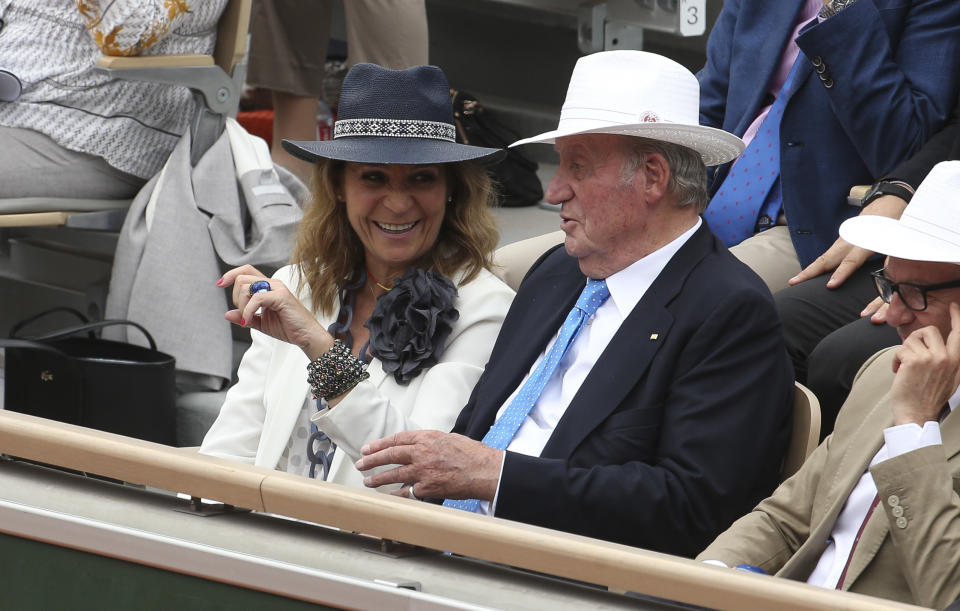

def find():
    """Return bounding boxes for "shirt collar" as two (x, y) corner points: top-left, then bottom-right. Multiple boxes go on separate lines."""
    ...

(604, 218), (701, 319)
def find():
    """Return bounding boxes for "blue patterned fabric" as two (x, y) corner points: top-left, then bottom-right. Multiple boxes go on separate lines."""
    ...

(706, 54), (805, 247)
(444, 278), (610, 513)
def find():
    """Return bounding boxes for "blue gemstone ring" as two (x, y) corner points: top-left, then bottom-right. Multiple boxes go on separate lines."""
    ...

(249, 280), (271, 296)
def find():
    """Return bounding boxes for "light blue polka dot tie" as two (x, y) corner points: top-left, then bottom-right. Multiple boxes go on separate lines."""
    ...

(444, 278), (611, 513)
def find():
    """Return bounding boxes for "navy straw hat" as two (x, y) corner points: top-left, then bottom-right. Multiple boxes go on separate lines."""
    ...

(282, 63), (505, 165)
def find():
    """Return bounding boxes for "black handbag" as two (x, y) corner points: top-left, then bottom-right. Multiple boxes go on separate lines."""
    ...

(2, 308), (177, 445)
(451, 89), (544, 207)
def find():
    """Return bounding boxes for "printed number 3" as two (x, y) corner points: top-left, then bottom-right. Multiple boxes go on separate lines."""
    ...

(687, 6), (698, 25)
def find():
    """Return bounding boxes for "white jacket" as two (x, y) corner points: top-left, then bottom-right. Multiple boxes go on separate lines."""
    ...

(200, 265), (514, 490)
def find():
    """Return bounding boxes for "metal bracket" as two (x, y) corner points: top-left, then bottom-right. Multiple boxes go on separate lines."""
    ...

(366, 538), (438, 559)
(373, 577), (422, 591)
(577, 3), (607, 54)
(578, 0), (707, 53)
(94, 65), (237, 116)
(173, 495), (250, 517)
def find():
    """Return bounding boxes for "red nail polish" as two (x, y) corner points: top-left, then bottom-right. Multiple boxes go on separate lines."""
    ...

(240, 318), (246, 327)
(216, 276), (224, 286)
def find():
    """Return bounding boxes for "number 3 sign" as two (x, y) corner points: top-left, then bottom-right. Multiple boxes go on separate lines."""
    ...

(680, 0), (706, 37)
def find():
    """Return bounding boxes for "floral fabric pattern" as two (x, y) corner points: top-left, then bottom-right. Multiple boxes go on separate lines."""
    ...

(77, 0), (194, 56)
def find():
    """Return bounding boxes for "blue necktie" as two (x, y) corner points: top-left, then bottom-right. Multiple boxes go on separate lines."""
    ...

(444, 278), (611, 513)
(706, 52), (806, 247)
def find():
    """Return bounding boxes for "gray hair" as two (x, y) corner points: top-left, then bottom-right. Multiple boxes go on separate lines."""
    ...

(620, 137), (709, 213)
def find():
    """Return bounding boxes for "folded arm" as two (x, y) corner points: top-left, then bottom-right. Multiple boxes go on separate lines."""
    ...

(796, 0), (960, 177)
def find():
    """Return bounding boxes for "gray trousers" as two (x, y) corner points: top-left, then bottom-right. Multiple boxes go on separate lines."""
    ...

(0, 126), (145, 200)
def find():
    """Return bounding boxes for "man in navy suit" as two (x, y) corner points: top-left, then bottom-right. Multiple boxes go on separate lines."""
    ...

(356, 51), (794, 557)
(699, 0), (960, 295)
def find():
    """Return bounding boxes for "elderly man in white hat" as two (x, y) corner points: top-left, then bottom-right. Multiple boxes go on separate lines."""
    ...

(699, 160), (960, 608)
(355, 51), (795, 557)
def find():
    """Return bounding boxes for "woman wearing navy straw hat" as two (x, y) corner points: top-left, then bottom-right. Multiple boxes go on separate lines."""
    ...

(200, 64), (514, 493)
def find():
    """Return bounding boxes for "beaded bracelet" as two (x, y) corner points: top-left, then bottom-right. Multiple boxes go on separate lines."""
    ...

(306, 339), (369, 400)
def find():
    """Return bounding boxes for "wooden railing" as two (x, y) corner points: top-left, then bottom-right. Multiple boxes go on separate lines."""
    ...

(0, 410), (923, 611)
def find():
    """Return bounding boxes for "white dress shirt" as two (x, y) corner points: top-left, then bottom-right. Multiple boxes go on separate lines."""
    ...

(806, 385), (960, 588)
(479, 219), (702, 514)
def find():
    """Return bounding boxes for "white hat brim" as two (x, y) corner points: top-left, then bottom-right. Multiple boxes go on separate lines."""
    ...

(840, 215), (960, 264)
(510, 122), (745, 167)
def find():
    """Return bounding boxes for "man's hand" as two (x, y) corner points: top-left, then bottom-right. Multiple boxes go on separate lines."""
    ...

(788, 194), (908, 288)
(356, 431), (503, 501)
(889, 303), (960, 426)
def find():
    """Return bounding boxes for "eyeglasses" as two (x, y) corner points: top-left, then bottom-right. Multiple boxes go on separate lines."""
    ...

(871, 269), (960, 312)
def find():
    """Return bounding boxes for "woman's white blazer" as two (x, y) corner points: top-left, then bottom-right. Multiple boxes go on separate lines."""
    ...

(200, 264), (515, 490)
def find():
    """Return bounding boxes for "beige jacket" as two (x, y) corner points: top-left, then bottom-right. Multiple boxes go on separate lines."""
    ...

(698, 347), (960, 609)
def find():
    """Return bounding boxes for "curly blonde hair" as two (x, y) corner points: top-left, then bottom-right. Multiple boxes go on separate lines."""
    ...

(291, 159), (501, 315)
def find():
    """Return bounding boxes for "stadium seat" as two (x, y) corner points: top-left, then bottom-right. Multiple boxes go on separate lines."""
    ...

(782, 381), (821, 480)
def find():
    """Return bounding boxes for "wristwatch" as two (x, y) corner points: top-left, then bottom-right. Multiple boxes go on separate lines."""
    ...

(819, 0), (859, 20)
(860, 179), (915, 208)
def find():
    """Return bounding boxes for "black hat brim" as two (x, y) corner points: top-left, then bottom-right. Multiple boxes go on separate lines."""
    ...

(282, 137), (506, 166)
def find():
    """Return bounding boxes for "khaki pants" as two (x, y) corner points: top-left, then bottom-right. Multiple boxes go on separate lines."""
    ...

(729, 225), (802, 294)
(247, 0), (429, 97)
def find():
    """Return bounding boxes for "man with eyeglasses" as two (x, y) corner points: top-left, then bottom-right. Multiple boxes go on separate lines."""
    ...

(698, 160), (960, 608)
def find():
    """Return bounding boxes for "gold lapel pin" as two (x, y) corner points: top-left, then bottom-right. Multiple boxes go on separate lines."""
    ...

(649, 333), (659, 340)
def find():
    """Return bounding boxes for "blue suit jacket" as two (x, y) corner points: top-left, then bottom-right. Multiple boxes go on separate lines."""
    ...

(699, 0), (960, 267)
(450, 224), (794, 557)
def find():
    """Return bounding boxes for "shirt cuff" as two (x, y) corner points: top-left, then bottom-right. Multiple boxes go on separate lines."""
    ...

(478, 450), (507, 516)
(882, 421), (943, 460)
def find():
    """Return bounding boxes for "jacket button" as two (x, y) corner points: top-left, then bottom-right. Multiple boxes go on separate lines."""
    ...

(891, 505), (904, 517)
(823, 78), (834, 89)
(811, 55), (823, 67)
(815, 63), (827, 74)
(887, 495), (900, 507)
(895, 516), (908, 529)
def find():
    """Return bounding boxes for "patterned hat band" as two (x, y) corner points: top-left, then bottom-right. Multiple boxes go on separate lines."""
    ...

(334, 118), (456, 142)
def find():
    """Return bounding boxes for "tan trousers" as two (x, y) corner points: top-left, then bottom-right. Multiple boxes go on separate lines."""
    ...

(729, 225), (802, 294)
(247, 0), (429, 97)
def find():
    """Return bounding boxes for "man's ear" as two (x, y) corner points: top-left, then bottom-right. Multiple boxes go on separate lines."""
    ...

(641, 153), (670, 203)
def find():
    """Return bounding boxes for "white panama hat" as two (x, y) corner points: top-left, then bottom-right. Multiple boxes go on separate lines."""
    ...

(510, 50), (744, 166)
(840, 161), (960, 263)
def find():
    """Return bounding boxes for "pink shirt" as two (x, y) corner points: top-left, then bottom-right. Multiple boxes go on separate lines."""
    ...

(740, 0), (823, 147)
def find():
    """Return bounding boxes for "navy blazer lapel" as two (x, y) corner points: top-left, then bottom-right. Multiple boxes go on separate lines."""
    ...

(734, 2), (812, 136)
(541, 225), (715, 459)
(465, 251), (585, 437)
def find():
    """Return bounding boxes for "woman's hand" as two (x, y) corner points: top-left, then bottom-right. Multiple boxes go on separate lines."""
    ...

(788, 194), (908, 288)
(218, 265), (334, 359)
(860, 296), (889, 325)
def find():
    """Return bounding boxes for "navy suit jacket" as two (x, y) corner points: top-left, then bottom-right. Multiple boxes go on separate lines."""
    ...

(699, 0), (960, 267)
(451, 224), (794, 557)
(889, 96), (960, 188)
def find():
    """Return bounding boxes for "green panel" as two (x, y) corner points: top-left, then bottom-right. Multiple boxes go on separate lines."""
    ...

(0, 533), (340, 611)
